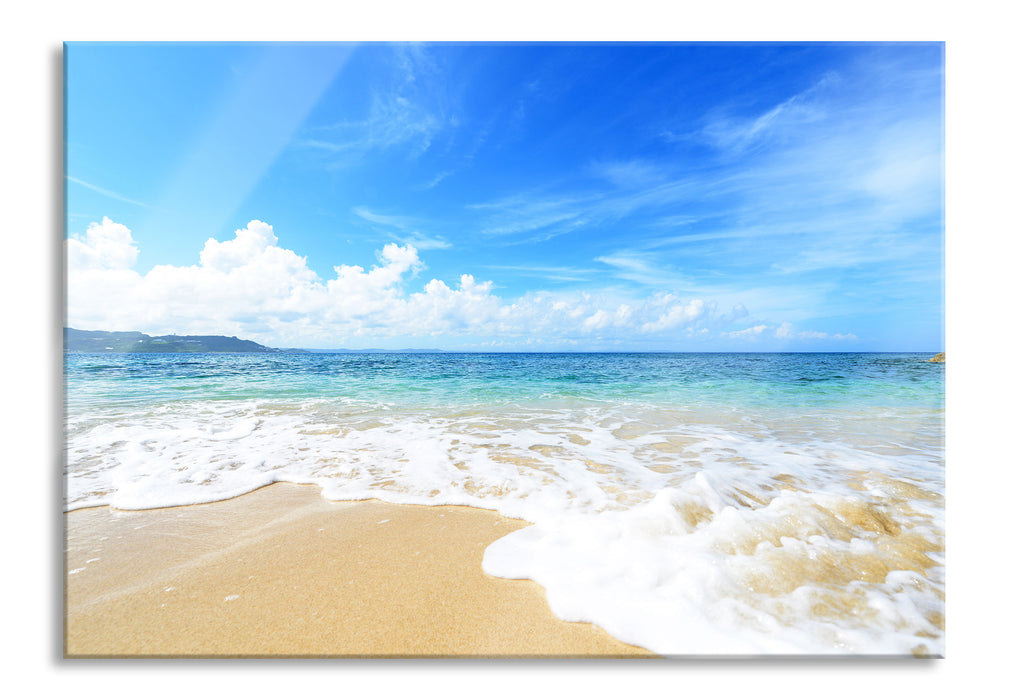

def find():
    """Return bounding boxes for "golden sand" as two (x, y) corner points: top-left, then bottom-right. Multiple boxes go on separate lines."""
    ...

(64, 483), (655, 657)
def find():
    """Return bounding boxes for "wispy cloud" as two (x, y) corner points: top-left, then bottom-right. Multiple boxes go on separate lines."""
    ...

(417, 169), (455, 190)
(595, 253), (692, 289)
(482, 264), (598, 283)
(470, 57), (942, 319)
(394, 232), (452, 251)
(66, 176), (150, 208)
(300, 44), (455, 165)
(588, 159), (667, 189)
(467, 175), (709, 243)
(699, 72), (840, 154)
(353, 206), (412, 229)
(774, 321), (857, 342)
(353, 206), (451, 250)
(468, 191), (593, 240)
(303, 93), (443, 161)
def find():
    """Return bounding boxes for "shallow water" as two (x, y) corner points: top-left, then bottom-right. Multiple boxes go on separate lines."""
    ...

(64, 352), (944, 656)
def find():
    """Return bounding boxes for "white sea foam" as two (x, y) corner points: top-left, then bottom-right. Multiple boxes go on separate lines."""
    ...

(65, 396), (944, 655)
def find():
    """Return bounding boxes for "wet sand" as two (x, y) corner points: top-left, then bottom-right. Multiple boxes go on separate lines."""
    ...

(64, 483), (655, 657)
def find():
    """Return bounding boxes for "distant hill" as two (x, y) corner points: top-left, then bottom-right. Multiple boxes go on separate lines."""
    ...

(64, 328), (298, 353)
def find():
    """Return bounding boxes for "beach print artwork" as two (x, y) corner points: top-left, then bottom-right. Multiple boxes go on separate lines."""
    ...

(63, 42), (944, 657)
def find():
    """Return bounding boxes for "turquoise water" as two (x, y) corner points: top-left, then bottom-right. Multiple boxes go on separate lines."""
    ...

(64, 352), (945, 656)
(66, 351), (943, 410)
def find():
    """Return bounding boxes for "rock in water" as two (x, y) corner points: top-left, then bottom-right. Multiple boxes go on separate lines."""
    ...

(926, 352), (945, 363)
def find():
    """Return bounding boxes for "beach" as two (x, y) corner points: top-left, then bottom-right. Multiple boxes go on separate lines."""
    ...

(65, 352), (945, 655)
(65, 482), (655, 657)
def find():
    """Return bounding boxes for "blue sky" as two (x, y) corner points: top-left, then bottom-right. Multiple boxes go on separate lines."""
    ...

(65, 42), (943, 351)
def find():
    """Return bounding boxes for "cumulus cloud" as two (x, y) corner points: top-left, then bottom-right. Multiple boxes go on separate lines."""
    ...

(66, 218), (853, 348)
(775, 321), (794, 339)
(66, 219), (490, 344)
(199, 219), (278, 272)
(67, 217), (139, 270)
(639, 296), (709, 333)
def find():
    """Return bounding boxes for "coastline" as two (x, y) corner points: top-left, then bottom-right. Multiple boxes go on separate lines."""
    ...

(64, 482), (655, 657)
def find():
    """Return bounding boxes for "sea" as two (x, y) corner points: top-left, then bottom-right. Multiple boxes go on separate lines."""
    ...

(64, 351), (944, 656)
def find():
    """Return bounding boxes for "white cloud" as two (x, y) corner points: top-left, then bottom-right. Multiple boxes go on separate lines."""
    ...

(469, 179), (697, 243)
(403, 274), (500, 335)
(199, 219), (279, 272)
(418, 169), (454, 190)
(589, 159), (665, 189)
(301, 46), (453, 165)
(483, 264), (595, 283)
(774, 321), (857, 342)
(67, 217), (139, 271)
(640, 297), (709, 333)
(701, 72), (839, 154)
(67, 218), (856, 349)
(595, 254), (695, 290)
(724, 324), (768, 339)
(582, 310), (610, 332)
(307, 93), (442, 157)
(324, 242), (424, 321)
(352, 206), (410, 229)
(353, 206), (452, 250)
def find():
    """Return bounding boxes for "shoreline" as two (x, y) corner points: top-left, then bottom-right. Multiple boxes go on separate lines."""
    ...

(64, 483), (655, 657)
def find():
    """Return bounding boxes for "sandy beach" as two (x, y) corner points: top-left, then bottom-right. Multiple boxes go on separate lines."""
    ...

(64, 482), (655, 657)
